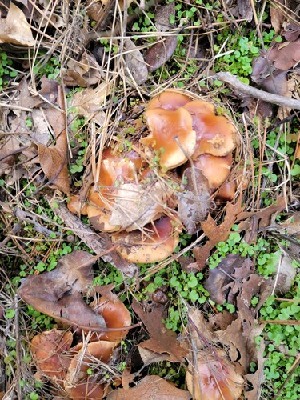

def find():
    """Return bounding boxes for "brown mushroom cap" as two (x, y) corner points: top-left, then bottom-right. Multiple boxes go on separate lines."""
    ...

(183, 101), (237, 158)
(111, 216), (181, 263)
(91, 296), (132, 342)
(67, 195), (88, 215)
(216, 181), (237, 201)
(65, 341), (115, 399)
(141, 107), (196, 170)
(147, 90), (192, 110)
(30, 330), (73, 382)
(194, 154), (232, 190)
(65, 381), (104, 400)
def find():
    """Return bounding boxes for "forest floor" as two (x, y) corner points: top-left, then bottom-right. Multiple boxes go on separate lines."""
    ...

(0, 1), (300, 399)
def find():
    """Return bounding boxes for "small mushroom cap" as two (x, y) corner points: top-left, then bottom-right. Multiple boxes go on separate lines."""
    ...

(30, 330), (73, 381)
(65, 380), (104, 400)
(183, 101), (237, 158)
(111, 216), (180, 263)
(67, 195), (88, 215)
(141, 107), (196, 170)
(91, 296), (132, 342)
(216, 181), (237, 201)
(194, 154), (232, 190)
(147, 90), (192, 110)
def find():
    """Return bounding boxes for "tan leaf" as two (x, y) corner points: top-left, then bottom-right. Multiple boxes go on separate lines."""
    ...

(63, 53), (102, 87)
(0, 3), (34, 46)
(109, 181), (168, 231)
(107, 375), (191, 400)
(71, 82), (110, 125)
(132, 301), (187, 363)
(38, 144), (70, 195)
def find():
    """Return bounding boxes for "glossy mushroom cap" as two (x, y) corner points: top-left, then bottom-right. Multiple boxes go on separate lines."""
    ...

(141, 107), (196, 170)
(111, 216), (181, 263)
(194, 153), (232, 190)
(30, 330), (73, 382)
(147, 90), (192, 110)
(91, 295), (132, 342)
(183, 101), (237, 158)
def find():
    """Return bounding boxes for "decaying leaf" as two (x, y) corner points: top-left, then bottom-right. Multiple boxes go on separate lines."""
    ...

(125, 38), (148, 85)
(193, 196), (244, 270)
(17, 251), (108, 330)
(63, 53), (103, 87)
(269, 40), (300, 71)
(145, 36), (178, 72)
(109, 181), (169, 231)
(38, 85), (70, 195)
(30, 330), (73, 382)
(0, 3), (34, 46)
(178, 167), (210, 234)
(38, 145), (70, 195)
(107, 375), (191, 400)
(71, 82), (110, 125)
(132, 301), (187, 363)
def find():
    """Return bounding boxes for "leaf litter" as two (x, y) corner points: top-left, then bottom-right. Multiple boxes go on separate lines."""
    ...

(0, 1), (299, 399)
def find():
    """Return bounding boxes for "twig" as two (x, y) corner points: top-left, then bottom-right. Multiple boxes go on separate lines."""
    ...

(214, 72), (300, 110)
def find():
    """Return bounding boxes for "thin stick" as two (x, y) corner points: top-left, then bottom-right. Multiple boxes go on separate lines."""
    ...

(214, 72), (300, 110)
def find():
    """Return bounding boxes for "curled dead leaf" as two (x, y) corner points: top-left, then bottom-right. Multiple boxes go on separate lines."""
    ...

(0, 3), (34, 46)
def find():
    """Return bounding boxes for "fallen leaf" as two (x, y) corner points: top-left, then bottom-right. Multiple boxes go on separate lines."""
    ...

(145, 36), (178, 72)
(270, 2), (286, 33)
(109, 181), (169, 231)
(107, 375), (191, 400)
(38, 145), (70, 195)
(178, 167), (210, 234)
(71, 82), (110, 125)
(0, 3), (34, 46)
(132, 301), (187, 363)
(125, 38), (148, 85)
(269, 40), (300, 70)
(238, 0), (253, 22)
(155, 3), (176, 32)
(17, 251), (108, 330)
(38, 85), (70, 195)
(193, 196), (244, 270)
(63, 53), (102, 87)
(204, 254), (246, 304)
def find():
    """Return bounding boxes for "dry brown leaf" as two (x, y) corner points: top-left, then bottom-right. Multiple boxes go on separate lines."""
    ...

(17, 251), (108, 330)
(269, 40), (300, 70)
(125, 38), (148, 85)
(145, 36), (178, 72)
(155, 3), (176, 32)
(38, 85), (70, 195)
(270, 2), (286, 33)
(38, 145), (70, 195)
(132, 301), (187, 363)
(204, 254), (246, 304)
(107, 375), (191, 400)
(71, 82), (110, 125)
(0, 3), (34, 46)
(109, 181), (168, 231)
(193, 196), (244, 270)
(63, 53), (102, 87)
(237, 0), (253, 22)
(178, 167), (210, 234)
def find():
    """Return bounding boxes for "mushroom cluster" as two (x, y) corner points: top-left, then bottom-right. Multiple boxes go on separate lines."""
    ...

(68, 90), (238, 263)
(30, 291), (131, 399)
